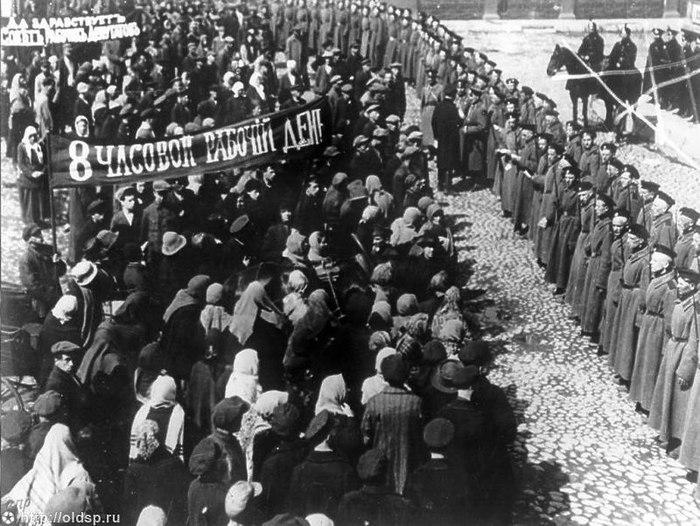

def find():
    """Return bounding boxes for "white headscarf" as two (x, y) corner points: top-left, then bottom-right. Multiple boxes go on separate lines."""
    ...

(361, 347), (397, 405)
(224, 349), (261, 404)
(4, 424), (93, 516)
(314, 374), (353, 417)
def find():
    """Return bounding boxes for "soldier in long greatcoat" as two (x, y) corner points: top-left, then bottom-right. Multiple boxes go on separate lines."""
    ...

(674, 208), (700, 270)
(609, 225), (651, 382)
(461, 87), (488, 183)
(649, 270), (700, 446)
(643, 28), (670, 108)
(649, 191), (678, 250)
(545, 166), (582, 293)
(598, 211), (628, 356)
(565, 182), (595, 319)
(629, 245), (677, 411)
(580, 193), (615, 341)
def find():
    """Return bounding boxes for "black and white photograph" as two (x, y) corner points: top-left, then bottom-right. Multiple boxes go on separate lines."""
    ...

(0, 0), (699, 524)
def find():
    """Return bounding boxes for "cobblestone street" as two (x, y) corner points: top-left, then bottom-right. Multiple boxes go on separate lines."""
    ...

(442, 187), (700, 525)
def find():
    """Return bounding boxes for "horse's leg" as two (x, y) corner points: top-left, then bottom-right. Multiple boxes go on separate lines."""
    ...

(571, 92), (578, 124)
(582, 95), (588, 128)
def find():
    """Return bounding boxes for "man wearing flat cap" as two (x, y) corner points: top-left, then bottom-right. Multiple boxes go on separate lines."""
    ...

(337, 448), (416, 526)
(288, 410), (361, 518)
(19, 224), (66, 320)
(405, 417), (470, 524)
(45, 341), (87, 427)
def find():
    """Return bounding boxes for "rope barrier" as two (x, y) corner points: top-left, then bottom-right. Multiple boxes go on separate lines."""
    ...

(560, 43), (700, 171)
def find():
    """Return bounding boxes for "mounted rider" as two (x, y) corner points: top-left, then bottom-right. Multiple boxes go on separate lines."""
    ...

(578, 20), (605, 72)
(609, 25), (638, 71)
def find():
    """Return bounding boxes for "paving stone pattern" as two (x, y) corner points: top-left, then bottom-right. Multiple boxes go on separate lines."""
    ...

(441, 186), (700, 525)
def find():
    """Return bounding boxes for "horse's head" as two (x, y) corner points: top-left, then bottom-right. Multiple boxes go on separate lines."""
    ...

(546, 44), (563, 77)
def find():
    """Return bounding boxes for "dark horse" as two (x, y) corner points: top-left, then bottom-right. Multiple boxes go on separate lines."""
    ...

(546, 44), (599, 127)
(547, 44), (643, 128)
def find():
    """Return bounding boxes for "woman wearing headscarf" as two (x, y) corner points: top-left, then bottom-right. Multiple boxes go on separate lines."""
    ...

(91, 89), (109, 133)
(390, 207), (422, 249)
(354, 205), (381, 253)
(78, 291), (152, 399)
(368, 301), (393, 333)
(322, 172), (349, 230)
(199, 283), (232, 352)
(315, 374), (363, 462)
(123, 419), (191, 526)
(438, 319), (466, 358)
(229, 281), (287, 390)
(392, 293), (418, 340)
(283, 270), (310, 327)
(367, 174), (395, 221)
(247, 70), (271, 114)
(16, 125), (46, 225)
(186, 438), (230, 526)
(252, 390), (290, 479)
(284, 289), (337, 420)
(134, 341), (168, 405)
(361, 347), (397, 405)
(37, 295), (82, 388)
(8, 73), (35, 164)
(307, 231), (329, 265)
(160, 275), (210, 384)
(130, 375), (185, 462)
(2, 424), (99, 517)
(430, 286), (464, 339)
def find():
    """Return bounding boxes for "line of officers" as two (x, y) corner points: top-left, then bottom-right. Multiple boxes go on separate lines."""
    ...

(485, 115), (700, 499)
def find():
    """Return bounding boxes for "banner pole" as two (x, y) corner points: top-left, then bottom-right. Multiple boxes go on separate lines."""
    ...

(46, 133), (58, 255)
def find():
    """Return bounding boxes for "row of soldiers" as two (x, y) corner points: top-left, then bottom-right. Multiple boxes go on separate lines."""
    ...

(476, 84), (700, 504)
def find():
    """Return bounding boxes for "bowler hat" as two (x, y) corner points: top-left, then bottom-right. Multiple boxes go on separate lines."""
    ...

(22, 224), (42, 241)
(270, 403), (301, 437)
(161, 231), (187, 256)
(34, 390), (64, 417)
(305, 410), (333, 443)
(423, 417), (455, 450)
(380, 354), (409, 385)
(212, 396), (250, 432)
(458, 340), (492, 366)
(431, 360), (464, 393)
(189, 438), (225, 476)
(1, 410), (32, 443)
(357, 449), (388, 483)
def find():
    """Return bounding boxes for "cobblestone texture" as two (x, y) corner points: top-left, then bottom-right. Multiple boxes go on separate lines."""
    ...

(442, 186), (700, 525)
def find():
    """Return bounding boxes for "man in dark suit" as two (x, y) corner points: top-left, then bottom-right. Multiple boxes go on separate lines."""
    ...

(111, 187), (142, 247)
(45, 341), (87, 428)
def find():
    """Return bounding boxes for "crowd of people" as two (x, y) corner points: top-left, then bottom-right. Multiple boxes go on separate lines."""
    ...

(1, 0), (700, 525)
(3, 1), (520, 525)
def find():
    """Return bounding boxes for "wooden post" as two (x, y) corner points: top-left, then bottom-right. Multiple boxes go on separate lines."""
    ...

(483, 0), (500, 20)
(559, 0), (577, 19)
(663, 0), (680, 17)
